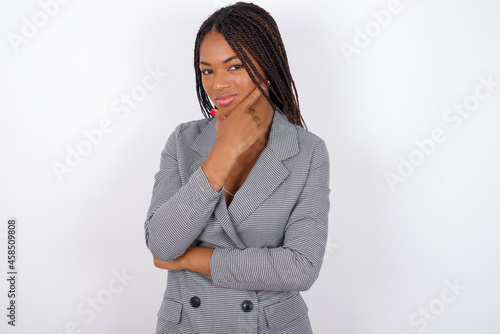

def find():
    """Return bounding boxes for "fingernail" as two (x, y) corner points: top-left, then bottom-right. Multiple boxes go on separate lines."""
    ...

(209, 109), (216, 116)
(266, 80), (271, 86)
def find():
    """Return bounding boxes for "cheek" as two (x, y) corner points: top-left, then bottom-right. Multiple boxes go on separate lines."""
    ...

(201, 77), (213, 98)
(200, 76), (209, 90)
(236, 72), (254, 86)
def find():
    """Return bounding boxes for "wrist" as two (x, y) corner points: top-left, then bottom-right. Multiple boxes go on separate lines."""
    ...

(202, 143), (240, 191)
(180, 246), (195, 271)
(184, 246), (214, 276)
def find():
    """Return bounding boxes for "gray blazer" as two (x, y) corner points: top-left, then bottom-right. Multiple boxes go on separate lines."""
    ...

(144, 107), (330, 334)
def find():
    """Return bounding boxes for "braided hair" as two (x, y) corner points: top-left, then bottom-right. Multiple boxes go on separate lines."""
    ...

(194, 1), (307, 129)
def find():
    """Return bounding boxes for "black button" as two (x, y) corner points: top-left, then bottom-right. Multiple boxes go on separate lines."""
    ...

(241, 300), (253, 312)
(190, 296), (201, 308)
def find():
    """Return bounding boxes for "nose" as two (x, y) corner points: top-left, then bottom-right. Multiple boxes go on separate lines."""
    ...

(212, 72), (230, 91)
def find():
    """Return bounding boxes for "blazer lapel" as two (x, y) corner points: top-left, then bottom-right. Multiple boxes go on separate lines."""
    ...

(227, 109), (299, 223)
(189, 107), (299, 246)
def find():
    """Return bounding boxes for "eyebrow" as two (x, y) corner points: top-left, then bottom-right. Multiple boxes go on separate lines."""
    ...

(199, 55), (239, 66)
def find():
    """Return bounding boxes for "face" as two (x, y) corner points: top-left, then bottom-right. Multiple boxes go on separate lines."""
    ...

(199, 29), (270, 116)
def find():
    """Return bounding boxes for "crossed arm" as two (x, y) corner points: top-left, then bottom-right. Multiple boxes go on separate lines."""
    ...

(145, 125), (330, 291)
(153, 245), (214, 276)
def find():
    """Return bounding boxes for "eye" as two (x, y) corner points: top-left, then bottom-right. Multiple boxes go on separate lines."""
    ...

(229, 64), (243, 71)
(200, 69), (212, 75)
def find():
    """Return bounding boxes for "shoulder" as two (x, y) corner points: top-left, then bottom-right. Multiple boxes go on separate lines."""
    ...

(293, 124), (329, 159)
(162, 117), (213, 155)
(172, 117), (212, 138)
(294, 124), (324, 144)
(280, 121), (329, 171)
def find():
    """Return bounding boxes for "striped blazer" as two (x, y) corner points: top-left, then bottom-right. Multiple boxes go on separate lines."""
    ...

(144, 107), (330, 333)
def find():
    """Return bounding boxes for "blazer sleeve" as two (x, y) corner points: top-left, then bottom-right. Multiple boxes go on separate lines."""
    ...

(144, 123), (222, 262)
(209, 138), (331, 292)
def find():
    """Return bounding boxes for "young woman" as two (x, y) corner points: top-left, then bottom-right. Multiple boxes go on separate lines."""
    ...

(144, 2), (331, 333)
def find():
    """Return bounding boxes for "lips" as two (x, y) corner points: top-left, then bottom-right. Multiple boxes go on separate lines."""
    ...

(215, 94), (236, 107)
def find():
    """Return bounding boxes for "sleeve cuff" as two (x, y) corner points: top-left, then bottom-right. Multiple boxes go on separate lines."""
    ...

(191, 165), (223, 203)
(209, 247), (228, 285)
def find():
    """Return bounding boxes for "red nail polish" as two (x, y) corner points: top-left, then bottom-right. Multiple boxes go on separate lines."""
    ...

(209, 109), (216, 116)
(266, 80), (271, 86)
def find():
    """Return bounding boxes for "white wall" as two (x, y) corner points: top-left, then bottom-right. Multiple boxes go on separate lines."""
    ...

(1, 0), (499, 333)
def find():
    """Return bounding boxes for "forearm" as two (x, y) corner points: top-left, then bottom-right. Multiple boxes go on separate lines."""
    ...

(146, 143), (240, 261)
(201, 140), (240, 192)
(153, 246), (214, 276)
(145, 165), (221, 262)
(145, 121), (244, 262)
(154, 241), (325, 290)
(210, 238), (327, 292)
(183, 246), (214, 276)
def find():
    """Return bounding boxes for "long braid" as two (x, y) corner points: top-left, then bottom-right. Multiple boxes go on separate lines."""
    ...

(193, 2), (307, 129)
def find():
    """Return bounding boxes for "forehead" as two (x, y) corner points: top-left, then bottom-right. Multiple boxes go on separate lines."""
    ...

(199, 31), (261, 70)
(199, 31), (235, 60)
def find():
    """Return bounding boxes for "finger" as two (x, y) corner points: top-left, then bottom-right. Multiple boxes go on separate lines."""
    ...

(234, 81), (268, 114)
(210, 108), (226, 121)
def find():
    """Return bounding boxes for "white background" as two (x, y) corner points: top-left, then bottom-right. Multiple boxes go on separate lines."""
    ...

(1, 0), (500, 333)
